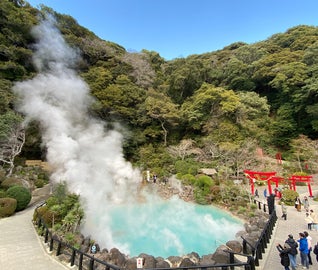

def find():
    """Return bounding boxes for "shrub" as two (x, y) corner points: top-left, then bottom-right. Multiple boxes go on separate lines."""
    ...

(281, 189), (298, 206)
(34, 179), (44, 188)
(34, 205), (54, 227)
(0, 190), (7, 198)
(6, 185), (31, 211)
(0, 197), (17, 217)
(0, 177), (23, 190)
(180, 174), (196, 185)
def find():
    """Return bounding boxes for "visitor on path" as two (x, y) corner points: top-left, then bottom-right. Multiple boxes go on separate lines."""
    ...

(313, 241), (318, 262)
(305, 212), (314, 230)
(295, 197), (302, 212)
(309, 209), (318, 230)
(281, 202), (287, 220)
(276, 243), (291, 270)
(263, 188), (267, 199)
(254, 189), (259, 198)
(303, 196), (310, 212)
(304, 231), (313, 265)
(297, 232), (309, 269)
(285, 234), (298, 270)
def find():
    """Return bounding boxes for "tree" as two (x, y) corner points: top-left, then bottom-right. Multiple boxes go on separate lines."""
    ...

(143, 89), (180, 146)
(181, 83), (240, 131)
(122, 52), (156, 88)
(289, 135), (317, 172)
(167, 139), (202, 160)
(0, 111), (25, 176)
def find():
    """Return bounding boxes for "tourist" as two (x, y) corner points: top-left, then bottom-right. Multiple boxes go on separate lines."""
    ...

(295, 197), (302, 212)
(254, 189), (259, 198)
(276, 243), (291, 270)
(297, 232), (309, 269)
(305, 212), (314, 230)
(303, 196), (310, 212)
(263, 188), (267, 199)
(313, 241), (318, 262)
(304, 231), (313, 265)
(285, 234), (298, 270)
(309, 209), (318, 230)
(281, 202), (287, 220)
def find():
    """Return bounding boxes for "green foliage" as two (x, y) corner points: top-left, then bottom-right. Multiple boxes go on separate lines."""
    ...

(193, 175), (215, 204)
(3, 1), (318, 198)
(179, 174), (196, 185)
(174, 160), (198, 176)
(0, 177), (23, 190)
(0, 190), (7, 198)
(0, 197), (17, 217)
(35, 205), (54, 226)
(6, 185), (31, 211)
(281, 189), (299, 206)
(34, 179), (44, 188)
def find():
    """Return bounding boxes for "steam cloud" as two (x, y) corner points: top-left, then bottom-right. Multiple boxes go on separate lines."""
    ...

(13, 15), (141, 250)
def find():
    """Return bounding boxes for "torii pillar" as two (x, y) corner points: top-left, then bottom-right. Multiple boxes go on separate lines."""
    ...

(289, 175), (313, 197)
(244, 170), (277, 195)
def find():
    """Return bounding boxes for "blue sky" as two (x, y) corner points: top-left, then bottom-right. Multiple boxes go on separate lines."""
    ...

(27, 0), (318, 60)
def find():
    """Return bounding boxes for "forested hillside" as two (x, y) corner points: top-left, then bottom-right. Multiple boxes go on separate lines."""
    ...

(1, 0), (318, 183)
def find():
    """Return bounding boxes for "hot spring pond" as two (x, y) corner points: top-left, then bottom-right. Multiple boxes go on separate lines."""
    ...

(108, 196), (243, 258)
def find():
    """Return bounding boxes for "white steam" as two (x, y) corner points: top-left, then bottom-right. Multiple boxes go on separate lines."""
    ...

(13, 15), (141, 249)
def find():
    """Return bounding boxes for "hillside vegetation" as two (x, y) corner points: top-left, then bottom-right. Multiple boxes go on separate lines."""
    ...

(1, 0), (318, 190)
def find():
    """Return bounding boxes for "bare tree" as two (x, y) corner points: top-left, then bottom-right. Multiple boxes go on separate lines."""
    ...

(0, 112), (25, 176)
(167, 139), (202, 160)
(122, 52), (156, 88)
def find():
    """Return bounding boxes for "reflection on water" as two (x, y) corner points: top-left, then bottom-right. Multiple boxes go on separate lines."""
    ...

(108, 196), (243, 257)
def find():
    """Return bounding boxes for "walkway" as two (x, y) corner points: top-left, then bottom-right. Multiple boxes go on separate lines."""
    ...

(0, 204), (70, 270)
(258, 187), (318, 269)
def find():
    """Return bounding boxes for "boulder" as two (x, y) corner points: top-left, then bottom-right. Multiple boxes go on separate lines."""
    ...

(138, 253), (156, 269)
(167, 256), (183, 267)
(211, 245), (230, 264)
(125, 257), (138, 270)
(156, 258), (170, 268)
(199, 254), (215, 266)
(109, 248), (127, 267)
(226, 240), (242, 253)
(185, 252), (200, 264)
(179, 258), (195, 267)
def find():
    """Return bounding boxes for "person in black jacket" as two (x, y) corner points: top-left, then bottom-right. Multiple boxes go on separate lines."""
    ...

(285, 234), (298, 270)
(277, 243), (291, 270)
(313, 241), (318, 262)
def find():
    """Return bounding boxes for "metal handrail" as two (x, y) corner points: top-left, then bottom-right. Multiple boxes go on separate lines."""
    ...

(34, 198), (277, 270)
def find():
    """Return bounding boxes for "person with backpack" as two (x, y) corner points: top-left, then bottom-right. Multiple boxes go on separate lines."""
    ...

(276, 243), (291, 270)
(285, 234), (298, 270)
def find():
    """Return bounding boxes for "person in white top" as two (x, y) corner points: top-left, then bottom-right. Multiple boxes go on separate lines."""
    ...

(304, 231), (313, 265)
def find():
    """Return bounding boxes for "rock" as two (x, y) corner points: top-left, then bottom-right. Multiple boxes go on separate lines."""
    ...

(125, 257), (138, 270)
(109, 248), (127, 267)
(226, 240), (242, 253)
(155, 258), (170, 268)
(138, 253), (156, 268)
(199, 254), (215, 266)
(167, 256), (183, 267)
(211, 245), (230, 264)
(80, 236), (91, 253)
(185, 252), (200, 264)
(179, 258), (195, 267)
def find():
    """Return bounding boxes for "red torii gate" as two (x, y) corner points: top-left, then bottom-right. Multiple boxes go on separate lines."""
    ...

(272, 176), (285, 197)
(244, 170), (276, 195)
(289, 175), (313, 197)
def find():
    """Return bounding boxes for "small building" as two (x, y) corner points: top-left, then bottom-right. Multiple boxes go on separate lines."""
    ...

(198, 168), (217, 177)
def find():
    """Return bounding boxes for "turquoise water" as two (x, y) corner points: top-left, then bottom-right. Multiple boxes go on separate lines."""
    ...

(108, 196), (243, 258)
